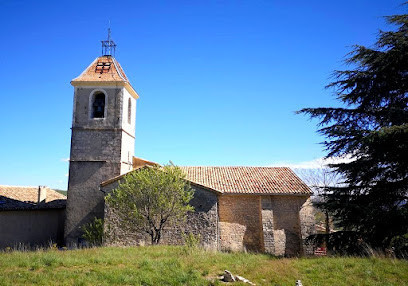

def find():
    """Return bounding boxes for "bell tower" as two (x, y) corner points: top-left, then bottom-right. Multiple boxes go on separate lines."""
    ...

(65, 30), (139, 244)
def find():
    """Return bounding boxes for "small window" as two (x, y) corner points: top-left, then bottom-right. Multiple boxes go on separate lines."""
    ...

(128, 98), (132, 124)
(92, 92), (105, 118)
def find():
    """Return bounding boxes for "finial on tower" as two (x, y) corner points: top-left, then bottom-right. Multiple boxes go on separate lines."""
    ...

(101, 25), (116, 56)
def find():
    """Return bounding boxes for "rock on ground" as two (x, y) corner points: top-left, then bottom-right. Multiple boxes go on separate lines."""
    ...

(223, 270), (236, 282)
(235, 275), (256, 285)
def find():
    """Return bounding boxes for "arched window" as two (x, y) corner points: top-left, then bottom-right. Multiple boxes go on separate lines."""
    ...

(128, 98), (132, 124)
(92, 92), (105, 118)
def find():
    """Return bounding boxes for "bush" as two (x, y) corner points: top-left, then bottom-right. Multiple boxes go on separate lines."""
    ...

(307, 231), (370, 256)
(81, 217), (104, 247)
(182, 232), (201, 249)
(391, 234), (408, 259)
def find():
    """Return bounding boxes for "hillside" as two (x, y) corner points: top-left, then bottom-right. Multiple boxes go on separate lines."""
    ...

(54, 190), (67, 196)
(0, 246), (406, 285)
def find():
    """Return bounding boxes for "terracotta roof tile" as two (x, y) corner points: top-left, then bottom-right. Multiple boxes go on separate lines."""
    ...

(100, 161), (312, 196)
(180, 167), (311, 195)
(132, 157), (159, 169)
(71, 56), (129, 83)
(0, 186), (66, 211)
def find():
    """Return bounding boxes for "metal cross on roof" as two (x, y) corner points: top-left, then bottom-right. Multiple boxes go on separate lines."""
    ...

(101, 28), (116, 56)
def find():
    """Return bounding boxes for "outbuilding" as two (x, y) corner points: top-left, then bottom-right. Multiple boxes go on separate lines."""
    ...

(0, 186), (66, 248)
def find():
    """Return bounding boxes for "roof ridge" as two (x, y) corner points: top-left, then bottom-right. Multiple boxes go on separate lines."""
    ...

(180, 166), (290, 168)
(111, 57), (127, 82)
(0, 185), (50, 188)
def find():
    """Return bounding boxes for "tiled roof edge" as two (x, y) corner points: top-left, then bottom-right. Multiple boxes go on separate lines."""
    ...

(112, 57), (127, 82)
(285, 167), (313, 194)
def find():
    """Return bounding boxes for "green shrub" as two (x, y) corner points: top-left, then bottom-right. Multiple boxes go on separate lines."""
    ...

(81, 217), (104, 246)
(182, 232), (201, 249)
(391, 234), (408, 258)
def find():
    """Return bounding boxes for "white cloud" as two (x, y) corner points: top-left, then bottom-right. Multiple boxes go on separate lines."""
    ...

(270, 155), (354, 169)
(65, 173), (69, 177)
(61, 158), (70, 162)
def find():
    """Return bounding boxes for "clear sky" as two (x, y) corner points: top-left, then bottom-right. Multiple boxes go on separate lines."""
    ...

(0, 0), (404, 190)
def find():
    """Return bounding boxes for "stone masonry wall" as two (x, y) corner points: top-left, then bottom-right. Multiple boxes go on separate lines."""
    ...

(261, 195), (313, 256)
(103, 183), (219, 250)
(101, 174), (314, 255)
(261, 197), (275, 254)
(120, 132), (135, 174)
(73, 87), (123, 128)
(120, 88), (136, 137)
(65, 161), (121, 244)
(218, 195), (263, 252)
(65, 86), (132, 245)
(299, 197), (316, 255)
(70, 129), (123, 162)
(119, 88), (136, 174)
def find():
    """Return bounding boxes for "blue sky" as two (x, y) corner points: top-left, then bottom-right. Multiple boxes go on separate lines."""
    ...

(0, 0), (404, 190)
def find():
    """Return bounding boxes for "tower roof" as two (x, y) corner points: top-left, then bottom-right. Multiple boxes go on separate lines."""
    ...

(71, 56), (139, 99)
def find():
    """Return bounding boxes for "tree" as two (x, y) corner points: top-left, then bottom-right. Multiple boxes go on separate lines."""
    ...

(105, 164), (194, 245)
(296, 165), (344, 234)
(297, 13), (408, 249)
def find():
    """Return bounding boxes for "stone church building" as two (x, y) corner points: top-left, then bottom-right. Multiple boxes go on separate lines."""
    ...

(65, 35), (315, 256)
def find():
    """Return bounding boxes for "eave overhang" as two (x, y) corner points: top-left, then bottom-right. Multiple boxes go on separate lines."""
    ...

(71, 80), (139, 99)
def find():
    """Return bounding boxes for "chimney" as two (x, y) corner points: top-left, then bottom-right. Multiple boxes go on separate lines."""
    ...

(38, 186), (47, 203)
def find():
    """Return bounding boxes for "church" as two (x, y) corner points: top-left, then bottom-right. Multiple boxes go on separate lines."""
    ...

(64, 32), (315, 256)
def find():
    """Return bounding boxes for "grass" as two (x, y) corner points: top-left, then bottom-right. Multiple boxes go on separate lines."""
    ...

(0, 246), (407, 285)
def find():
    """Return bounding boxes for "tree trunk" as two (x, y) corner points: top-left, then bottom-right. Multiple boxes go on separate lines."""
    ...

(325, 210), (330, 250)
(151, 231), (161, 245)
